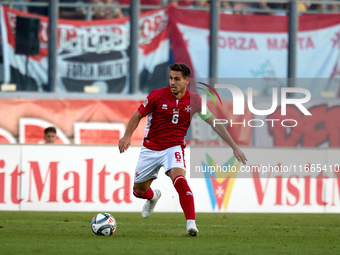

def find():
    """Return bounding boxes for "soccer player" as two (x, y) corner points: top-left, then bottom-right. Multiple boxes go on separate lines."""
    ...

(118, 63), (247, 236)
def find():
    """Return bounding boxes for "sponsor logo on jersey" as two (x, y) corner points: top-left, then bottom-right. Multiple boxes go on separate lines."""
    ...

(173, 108), (180, 113)
(162, 104), (168, 109)
(203, 154), (240, 211)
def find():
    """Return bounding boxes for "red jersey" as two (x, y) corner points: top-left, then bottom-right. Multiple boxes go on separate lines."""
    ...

(138, 86), (201, 151)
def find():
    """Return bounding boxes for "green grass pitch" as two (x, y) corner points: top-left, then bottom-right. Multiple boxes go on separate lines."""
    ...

(0, 211), (339, 255)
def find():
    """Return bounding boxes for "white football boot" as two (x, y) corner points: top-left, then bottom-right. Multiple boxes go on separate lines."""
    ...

(187, 220), (199, 236)
(142, 189), (161, 218)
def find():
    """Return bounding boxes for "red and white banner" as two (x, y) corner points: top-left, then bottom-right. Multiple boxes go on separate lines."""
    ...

(169, 6), (340, 96)
(1, 145), (340, 212)
(0, 98), (146, 145)
(0, 6), (169, 93)
(0, 128), (16, 144)
(0, 98), (252, 145)
(1, 96), (340, 148)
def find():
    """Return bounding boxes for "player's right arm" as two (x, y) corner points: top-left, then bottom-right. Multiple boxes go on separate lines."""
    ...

(118, 110), (143, 153)
(119, 90), (158, 153)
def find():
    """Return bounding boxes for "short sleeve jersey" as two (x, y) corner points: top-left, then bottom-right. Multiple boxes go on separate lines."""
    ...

(138, 86), (201, 151)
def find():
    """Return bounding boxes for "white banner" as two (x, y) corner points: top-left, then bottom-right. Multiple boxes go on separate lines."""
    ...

(18, 145), (181, 212)
(1, 145), (340, 213)
(190, 147), (339, 213)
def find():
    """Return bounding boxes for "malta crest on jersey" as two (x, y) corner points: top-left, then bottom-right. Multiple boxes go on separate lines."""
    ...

(185, 105), (191, 113)
(143, 98), (148, 107)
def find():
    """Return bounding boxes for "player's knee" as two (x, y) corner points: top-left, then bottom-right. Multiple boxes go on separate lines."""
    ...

(133, 185), (148, 196)
(170, 168), (186, 181)
(133, 188), (144, 198)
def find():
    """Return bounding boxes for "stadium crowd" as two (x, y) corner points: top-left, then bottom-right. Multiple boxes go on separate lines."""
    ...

(7, 0), (340, 19)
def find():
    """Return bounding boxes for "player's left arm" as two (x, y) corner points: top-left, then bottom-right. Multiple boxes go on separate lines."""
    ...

(202, 113), (248, 165)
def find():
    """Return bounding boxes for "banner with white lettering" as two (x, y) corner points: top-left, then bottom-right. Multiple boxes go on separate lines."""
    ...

(0, 6), (169, 93)
(169, 6), (340, 96)
(1, 145), (340, 212)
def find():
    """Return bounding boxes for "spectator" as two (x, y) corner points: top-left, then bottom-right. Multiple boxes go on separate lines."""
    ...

(310, 2), (339, 13)
(233, 1), (271, 15)
(221, 1), (232, 14)
(120, 0), (161, 13)
(59, 0), (87, 19)
(91, 0), (124, 19)
(44, 127), (57, 144)
(264, 3), (286, 16)
(11, 0), (28, 12)
(329, 4), (339, 12)
(191, 0), (210, 8)
(173, 0), (194, 7)
(91, 0), (109, 19)
(233, 2), (253, 14)
(297, 2), (308, 12)
(28, 0), (48, 16)
(120, 0), (160, 5)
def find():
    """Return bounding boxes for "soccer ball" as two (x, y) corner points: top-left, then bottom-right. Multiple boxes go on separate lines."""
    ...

(91, 213), (117, 236)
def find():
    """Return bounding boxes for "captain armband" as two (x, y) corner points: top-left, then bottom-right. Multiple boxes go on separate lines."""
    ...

(198, 108), (212, 121)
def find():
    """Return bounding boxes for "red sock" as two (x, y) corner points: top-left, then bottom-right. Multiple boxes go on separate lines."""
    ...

(173, 175), (195, 220)
(133, 188), (154, 200)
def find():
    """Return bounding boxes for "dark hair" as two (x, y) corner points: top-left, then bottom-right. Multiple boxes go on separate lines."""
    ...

(169, 63), (191, 78)
(44, 127), (56, 135)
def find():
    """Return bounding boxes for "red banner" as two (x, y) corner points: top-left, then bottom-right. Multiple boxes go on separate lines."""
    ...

(0, 98), (252, 145)
(0, 98), (144, 144)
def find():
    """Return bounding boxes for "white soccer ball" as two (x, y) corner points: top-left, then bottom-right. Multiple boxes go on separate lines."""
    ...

(91, 213), (117, 236)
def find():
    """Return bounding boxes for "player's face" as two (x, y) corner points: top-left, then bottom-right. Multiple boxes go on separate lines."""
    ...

(44, 132), (57, 144)
(169, 70), (189, 96)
